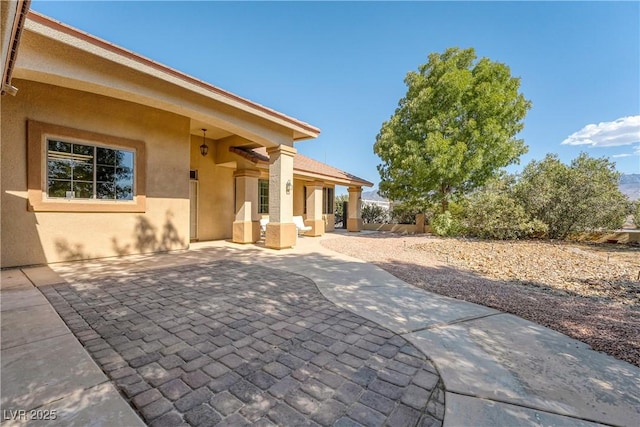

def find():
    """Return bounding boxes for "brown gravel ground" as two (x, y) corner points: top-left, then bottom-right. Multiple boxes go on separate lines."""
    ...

(321, 232), (640, 367)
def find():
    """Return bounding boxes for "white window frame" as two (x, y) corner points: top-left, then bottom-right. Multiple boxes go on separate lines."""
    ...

(27, 120), (146, 213)
(258, 179), (269, 214)
(45, 138), (136, 201)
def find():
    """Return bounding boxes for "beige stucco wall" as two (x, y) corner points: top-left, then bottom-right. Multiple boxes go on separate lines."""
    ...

(293, 179), (306, 217)
(189, 135), (234, 241)
(1, 79), (191, 267)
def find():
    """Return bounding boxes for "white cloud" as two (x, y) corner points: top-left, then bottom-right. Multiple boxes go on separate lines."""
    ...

(610, 144), (640, 158)
(561, 115), (640, 147)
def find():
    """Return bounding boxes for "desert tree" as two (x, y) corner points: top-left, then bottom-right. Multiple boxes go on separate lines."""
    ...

(374, 47), (531, 213)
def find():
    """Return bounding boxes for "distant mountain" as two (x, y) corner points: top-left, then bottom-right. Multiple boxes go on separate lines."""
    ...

(361, 176), (639, 201)
(361, 189), (388, 202)
(620, 174), (640, 201)
(620, 174), (640, 184)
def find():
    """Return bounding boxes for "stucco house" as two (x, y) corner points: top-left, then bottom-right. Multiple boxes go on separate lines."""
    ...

(0, 5), (372, 268)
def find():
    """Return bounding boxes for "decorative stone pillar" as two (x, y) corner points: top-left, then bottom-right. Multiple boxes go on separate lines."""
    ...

(415, 213), (425, 234)
(265, 145), (297, 249)
(305, 181), (325, 237)
(347, 186), (363, 232)
(232, 169), (260, 243)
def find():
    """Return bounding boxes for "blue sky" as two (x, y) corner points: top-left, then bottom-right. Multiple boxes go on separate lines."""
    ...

(31, 1), (640, 192)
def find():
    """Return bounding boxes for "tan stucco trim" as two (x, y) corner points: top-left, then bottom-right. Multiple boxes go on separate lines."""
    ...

(233, 169), (261, 179)
(27, 120), (146, 212)
(266, 144), (297, 157)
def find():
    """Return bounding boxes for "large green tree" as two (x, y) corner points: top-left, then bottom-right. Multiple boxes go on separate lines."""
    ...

(374, 47), (531, 212)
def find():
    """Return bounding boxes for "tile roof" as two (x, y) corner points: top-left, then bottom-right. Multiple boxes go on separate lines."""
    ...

(230, 147), (373, 187)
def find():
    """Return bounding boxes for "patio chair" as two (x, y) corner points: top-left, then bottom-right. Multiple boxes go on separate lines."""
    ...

(260, 218), (269, 239)
(292, 215), (312, 236)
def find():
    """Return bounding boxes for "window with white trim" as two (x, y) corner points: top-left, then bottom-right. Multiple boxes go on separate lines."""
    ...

(47, 139), (134, 200)
(258, 179), (269, 214)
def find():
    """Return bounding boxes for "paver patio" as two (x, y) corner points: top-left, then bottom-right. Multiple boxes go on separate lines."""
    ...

(41, 259), (445, 427)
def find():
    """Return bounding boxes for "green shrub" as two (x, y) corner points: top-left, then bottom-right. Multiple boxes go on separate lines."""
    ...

(515, 153), (627, 239)
(333, 194), (348, 226)
(362, 203), (388, 224)
(431, 211), (460, 236)
(390, 203), (419, 224)
(462, 190), (546, 239)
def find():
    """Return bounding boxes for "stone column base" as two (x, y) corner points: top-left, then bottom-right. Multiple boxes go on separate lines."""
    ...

(265, 222), (297, 249)
(232, 220), (259, 244)
(347, 218), (363, 232)
(305, 219), (324, 237)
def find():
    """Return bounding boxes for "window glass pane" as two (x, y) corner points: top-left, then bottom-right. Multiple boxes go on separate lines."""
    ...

(97, 165), (115, 182)
(96, 182), (116, 199)
(47, 141), (134, 201)
(48, 160), (71, 180)
(258, 180), (269, 214)
(73, 182), (94, 199)
(328, 188), (334, 212)
(116, 182), (133, 200)
(97, 147), (117, 165)
(73, 144), (93, 157)
(116, 166), (133, 182)
(48, 180), (71, 198)
(322, 188), (327, 214)
(73, 160), (94, 181)
(117, 151), (134, 169)
(48, 140), (71, 153)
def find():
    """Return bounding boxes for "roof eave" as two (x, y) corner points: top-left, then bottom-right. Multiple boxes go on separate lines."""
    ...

(1, 0), (30, 96)
(24, 10), (320, 139)
(293, 169), (374, 187)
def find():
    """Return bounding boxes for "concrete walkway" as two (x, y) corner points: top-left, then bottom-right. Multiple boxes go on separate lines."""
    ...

(2, 231), (639, 426)
(0, 268), (145, 426)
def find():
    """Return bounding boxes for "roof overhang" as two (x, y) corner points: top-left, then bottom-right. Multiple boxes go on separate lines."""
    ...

(14, 11), (320, 144)
(1, 0), (30, 95)
(229, 146), (373, 188)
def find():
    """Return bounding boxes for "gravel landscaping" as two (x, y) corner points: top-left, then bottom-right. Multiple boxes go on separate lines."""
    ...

(322, 233), (640, 368)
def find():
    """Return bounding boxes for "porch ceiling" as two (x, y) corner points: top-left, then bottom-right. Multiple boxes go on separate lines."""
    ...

(190, 120), (233, 140)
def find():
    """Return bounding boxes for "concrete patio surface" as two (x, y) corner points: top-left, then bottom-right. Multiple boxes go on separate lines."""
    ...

(37, 258), (445, 426)
(1, 230), (638, 427)
(0, 269), (145, 426)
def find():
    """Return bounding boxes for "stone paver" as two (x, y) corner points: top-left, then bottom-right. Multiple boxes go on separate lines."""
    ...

(43, 260), (444, 426)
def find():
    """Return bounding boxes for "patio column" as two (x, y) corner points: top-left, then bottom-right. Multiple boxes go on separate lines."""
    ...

(265, 145), (297, 249)
(305, 181), (325, 237)
(233, 169), (261, 243)
(347, 186), (363, 232)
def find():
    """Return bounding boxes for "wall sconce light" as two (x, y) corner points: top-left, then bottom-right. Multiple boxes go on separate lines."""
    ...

(285, 179), (292, 195)
(200, 128), (209, 157)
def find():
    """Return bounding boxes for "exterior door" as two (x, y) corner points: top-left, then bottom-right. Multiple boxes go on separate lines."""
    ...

(189, 180), (198, 240)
